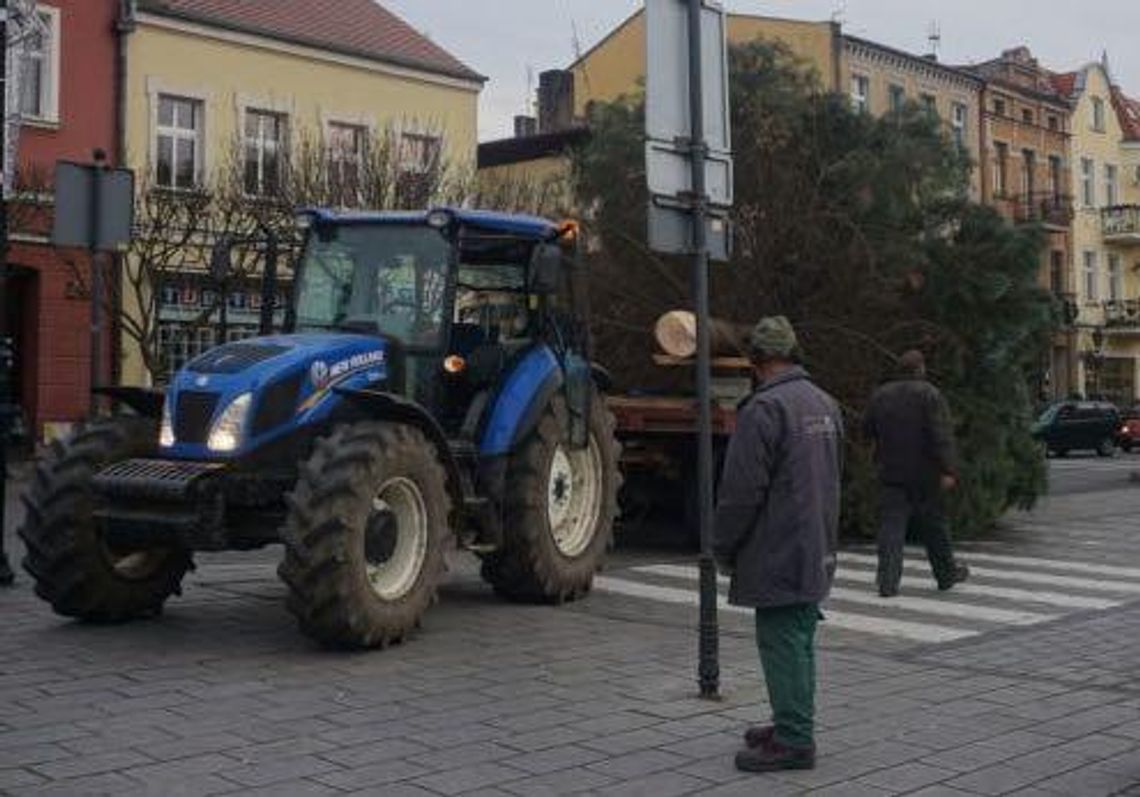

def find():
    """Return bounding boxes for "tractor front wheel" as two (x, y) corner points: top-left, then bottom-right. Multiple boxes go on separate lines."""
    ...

(481, 396), (619, 603)
(278, 422), (451, 649)
(18, 418), (192, 622)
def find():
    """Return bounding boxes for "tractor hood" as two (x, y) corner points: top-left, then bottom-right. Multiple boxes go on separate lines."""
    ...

(160, 334), (390, 460)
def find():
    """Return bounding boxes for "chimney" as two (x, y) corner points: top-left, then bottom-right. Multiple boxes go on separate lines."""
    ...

(513, 115), (537, 138)
(538, 70), (575, 134)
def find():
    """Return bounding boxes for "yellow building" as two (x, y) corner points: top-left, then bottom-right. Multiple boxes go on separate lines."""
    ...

(120, 0), (484, 385)
(1054, 62), (1140, 403)
(569, 9), (841, 115)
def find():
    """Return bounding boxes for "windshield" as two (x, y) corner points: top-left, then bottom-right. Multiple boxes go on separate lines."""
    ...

(296, 224), (450, 348)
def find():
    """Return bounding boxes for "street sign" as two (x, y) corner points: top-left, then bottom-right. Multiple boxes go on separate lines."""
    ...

(52, 161), (135, 251)
(648, 201), (731, 262)
(646, 0), (730, 152)
(646, 139), (733, 209)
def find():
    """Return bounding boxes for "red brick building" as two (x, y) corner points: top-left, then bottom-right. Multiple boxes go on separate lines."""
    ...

(8, 0), (119, 443)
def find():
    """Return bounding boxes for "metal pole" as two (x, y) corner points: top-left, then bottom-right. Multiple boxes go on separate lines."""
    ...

(0, 0), (15, 587)
(688, 0), (719, 699)
(89, 150), (107, 417)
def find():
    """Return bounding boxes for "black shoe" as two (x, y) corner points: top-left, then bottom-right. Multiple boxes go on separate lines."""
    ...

(735, 737), (816, 772)
(0, 555), (13, 587)
(878, 584), (899, 598)
(938, 563), (969, 592)
(743, 725), (774, 749)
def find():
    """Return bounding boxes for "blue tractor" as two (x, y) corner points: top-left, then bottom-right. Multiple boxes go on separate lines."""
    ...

(18, 208), (620, 648)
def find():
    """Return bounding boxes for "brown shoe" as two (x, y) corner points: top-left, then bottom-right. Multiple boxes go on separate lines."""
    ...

(743, 725), (774, 748)
(735, 736), (816, 772)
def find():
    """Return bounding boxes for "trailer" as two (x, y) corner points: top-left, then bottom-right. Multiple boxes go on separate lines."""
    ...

(607, 357), (752, 544)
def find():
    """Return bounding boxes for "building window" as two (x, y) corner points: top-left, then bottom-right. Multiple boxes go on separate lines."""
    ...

(19, 7), (60, 122)
(243, 110), (286, 196)
(1081, 157), (1096, 207)
(397, 133), (442, 207)
(1050, 250), (1065, 296)
(951, 103), (968, 149)
(994, 142), (1009, 196)
(851, 74), (870, 114)
(155, 95), (203, 190)
(888, 84), (905, 114)
(920, 94), (937, 116)
(1021, 150), (1036, 199)
(1105, 164), (1119, 207)
(1092, 97), (1106, 132)
(1049, 155), (1063, 201)
(327, 122), (367, 206)
(1109, 254), (1122, 302)
(1022, 108), (1035, 126)
(993, 97), (1006, 117)
(1084, 251), (1099, 302)
(1047, 114), (1059, 131)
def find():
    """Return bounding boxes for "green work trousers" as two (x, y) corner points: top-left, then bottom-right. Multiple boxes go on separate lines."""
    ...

(755, 603), (819, 748)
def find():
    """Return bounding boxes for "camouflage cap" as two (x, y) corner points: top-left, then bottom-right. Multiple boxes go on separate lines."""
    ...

(749, 315), (798, 359)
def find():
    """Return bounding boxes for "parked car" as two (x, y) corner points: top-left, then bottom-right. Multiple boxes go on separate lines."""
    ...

(1118, 409), (1140, 452)
(1032, 401), (1121, 457)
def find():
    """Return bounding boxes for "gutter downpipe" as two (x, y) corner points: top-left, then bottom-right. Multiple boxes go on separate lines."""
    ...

(111, 0), (135, 386)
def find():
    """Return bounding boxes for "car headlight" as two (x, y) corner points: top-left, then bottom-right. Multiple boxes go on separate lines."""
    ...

(207, 393), (252, 453)
(159, 399), (175, 448)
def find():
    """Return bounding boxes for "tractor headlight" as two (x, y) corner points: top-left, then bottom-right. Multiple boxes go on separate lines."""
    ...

(159, 399), (175, 448)
(207, 393), (252, 453)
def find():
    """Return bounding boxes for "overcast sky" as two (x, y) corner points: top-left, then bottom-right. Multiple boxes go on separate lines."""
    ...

(381, 0), (1140, 142)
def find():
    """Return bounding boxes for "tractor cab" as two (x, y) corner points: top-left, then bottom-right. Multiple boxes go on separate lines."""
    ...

(292, 208), (584, 436)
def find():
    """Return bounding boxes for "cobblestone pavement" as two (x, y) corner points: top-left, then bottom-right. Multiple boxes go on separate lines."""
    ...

(1, 461), (1139, 796)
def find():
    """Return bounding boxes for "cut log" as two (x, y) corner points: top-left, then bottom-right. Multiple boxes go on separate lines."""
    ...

(654, 311), (750, 359)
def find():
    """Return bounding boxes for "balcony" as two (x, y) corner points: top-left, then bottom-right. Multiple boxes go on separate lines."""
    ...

(1009, 193), (1073, 229)
(1103, 299), (1140, 329)
(1102, 205), (1140, 245)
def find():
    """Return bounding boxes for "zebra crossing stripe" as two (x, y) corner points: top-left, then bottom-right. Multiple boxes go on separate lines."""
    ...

(905, 550), (1140, 580)
(834, 568), (1120, 610)
(635, 565), (1057, 626)
(839, 553), (1140, 595)
(592, 576), (974, 643)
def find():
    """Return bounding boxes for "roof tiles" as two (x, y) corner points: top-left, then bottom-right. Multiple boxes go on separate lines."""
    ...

(138, 0), (483, 82)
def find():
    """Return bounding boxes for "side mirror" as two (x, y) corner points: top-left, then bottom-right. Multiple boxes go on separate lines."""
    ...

(209, 236), (233, 284)
(529, 243), (563, 294)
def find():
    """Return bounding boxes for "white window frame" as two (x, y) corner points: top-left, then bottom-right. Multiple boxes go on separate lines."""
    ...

(951, 103), (968, 148)
(154, 94), (204, 191)
(1108, 253), (1122, 302)
(1081, 157), (1096, 207)
(1092, 97), (1106, 132)
(242, 108), (288, 197)
(1084, 251), (1099, 303)
(19, 5), (61, 124)
(1105, 163), (1119, 207)
(325, 120), (368, 206)
(851, 74), (870, 114)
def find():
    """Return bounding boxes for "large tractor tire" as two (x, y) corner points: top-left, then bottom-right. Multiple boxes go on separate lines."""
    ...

(481, 395), (620, 603)
(18, 418), (192, 622)
(278, 422), (452, 649)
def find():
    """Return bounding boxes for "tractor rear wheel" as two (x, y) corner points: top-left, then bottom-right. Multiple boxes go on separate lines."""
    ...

(18, 418), (192, 621)
(481, 395), (619, 603)
(278, 422), (451, 649)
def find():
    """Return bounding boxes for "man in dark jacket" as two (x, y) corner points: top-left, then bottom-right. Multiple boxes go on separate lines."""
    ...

(864, 350), (969, 597)
(714, 316), (843, 773)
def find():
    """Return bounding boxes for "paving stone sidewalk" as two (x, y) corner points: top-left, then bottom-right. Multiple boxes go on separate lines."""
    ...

(1, 552), (1139, 797)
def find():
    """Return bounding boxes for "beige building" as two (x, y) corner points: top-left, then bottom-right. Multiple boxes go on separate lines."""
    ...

(120, 0), (484, 384)
(844, 37), (984, 198)
(1052, 61), (1140, 403)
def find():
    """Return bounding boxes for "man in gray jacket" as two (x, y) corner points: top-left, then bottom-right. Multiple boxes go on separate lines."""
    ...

(864, 350), (969, 597)
(714, 316), (843, 773)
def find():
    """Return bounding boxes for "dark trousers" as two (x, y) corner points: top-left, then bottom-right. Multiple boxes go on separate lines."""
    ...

(877, 484), (958, 592)
(755, 604), (819, 748)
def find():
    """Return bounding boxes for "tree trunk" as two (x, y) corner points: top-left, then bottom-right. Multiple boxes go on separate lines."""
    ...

(654, 311), (750, 359)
